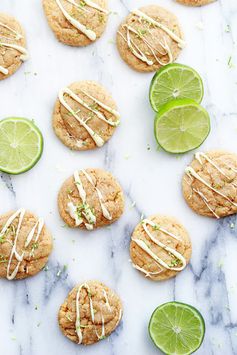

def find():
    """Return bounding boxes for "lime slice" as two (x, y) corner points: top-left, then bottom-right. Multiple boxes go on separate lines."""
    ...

(150, 63), (204, 112)
(154, 99), (210, 154)
(149, 302), (205, 355)
(0, 117), (43, 174)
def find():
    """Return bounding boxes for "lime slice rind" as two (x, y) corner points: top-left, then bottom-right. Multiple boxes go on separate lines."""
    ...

(0, 117), (43, 175)
(154, 99), (210, 154)
(149, 302), (205, 355)
(150, 63), (204, 112)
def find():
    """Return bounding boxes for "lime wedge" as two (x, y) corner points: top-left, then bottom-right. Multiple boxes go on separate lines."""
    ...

(149, 302), (205, 355)
(150, 63), (204, 112)
(154, 99), (210, 154)
(0, 117), (43, 174)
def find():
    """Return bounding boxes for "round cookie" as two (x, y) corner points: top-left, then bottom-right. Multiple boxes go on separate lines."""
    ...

(53, 81), (120, 151)
(130, 215), (191, 281)
(58, 168), (124, 230)
(182, 151), (237, 218)
(176, 0), (215, 6)
(0, 208), (53, 280)
(42, 0), (109, 46)
(0, 13), (28, 80)
(116, 5), (184, 73)
(58, 280), (123, 345)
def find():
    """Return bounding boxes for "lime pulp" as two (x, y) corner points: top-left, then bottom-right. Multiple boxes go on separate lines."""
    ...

(0, 117), (43, 174)
(150, 63), (204, 112)
(149, 301), (205, 355)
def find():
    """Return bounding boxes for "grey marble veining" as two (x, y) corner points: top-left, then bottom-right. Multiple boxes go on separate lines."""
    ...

(0, 0), (237, 354)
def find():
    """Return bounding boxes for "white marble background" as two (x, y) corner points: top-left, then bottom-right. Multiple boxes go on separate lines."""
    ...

(0, 0), (237, 354)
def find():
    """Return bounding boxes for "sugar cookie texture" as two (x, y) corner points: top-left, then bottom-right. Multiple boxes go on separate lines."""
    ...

(53, 81), (120, 151)
(0, 13), (28, 80)
(42, 0), (109, 46)
(58, 280), (123, 345)
(182, 151), (237, 218)
(0, 209), (53, 280)
(130, 215), (191, 281)
(58, 168), (124, 230)
(116, 5), (184, 72)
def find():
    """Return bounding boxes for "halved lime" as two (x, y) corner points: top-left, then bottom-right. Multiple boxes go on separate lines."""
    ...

(149, 302), (205, 355)
(150, 63), (204, 112)
(154, 99), (210, 154)
(0, 117), (43, 174)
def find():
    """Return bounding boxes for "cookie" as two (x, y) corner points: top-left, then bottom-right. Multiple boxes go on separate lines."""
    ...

(0, 209), (53, 280)
(58, 280), (123, 345)
(182, 151), (237, 218)
(42, 0), (109, 46)
(176, 0), (215, 6)
(0, 13), (28, 80)
(116, 5), (185, 73)
(53, 81), (120, 151)
(130, 215), (191, 281)
(58, 168), (124, 230)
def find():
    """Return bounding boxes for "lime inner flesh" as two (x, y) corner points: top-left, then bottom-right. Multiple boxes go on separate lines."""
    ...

(154, 99), (210, 154)
(150, 64), (204, 112)
(149, 302), (205, 355)
(0, 117), (43, 174)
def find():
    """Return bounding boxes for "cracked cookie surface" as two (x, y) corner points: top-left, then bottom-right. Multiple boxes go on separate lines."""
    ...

(42, 0), (108, 46)
(0, 210), (53, 280)
(116, 5), (184, 72)
(182, 151), (237, 218)
(53, 81), (119, 151)
(58, 280), (123, 345)
(58, 168), (124, 229)
(0, 13), (27, 80)
(130, 215), (191, 281)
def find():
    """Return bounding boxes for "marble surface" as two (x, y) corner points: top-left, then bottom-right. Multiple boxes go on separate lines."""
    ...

(0, 0), (237, 354)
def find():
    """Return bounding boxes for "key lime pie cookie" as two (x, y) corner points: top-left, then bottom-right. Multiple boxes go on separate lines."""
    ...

(182, 151), (237, 218)
(0, 209), (53, 280)
(0, 13), (28, 80)
(58, 168), (124, 230)
(176, 0), (215, 6)
(130, 215), (191, 280)
(116, 5), (185, 73)
(53, 81), (120, 150)
(58, 280), (123, 345)
(42, 0), (109, 46)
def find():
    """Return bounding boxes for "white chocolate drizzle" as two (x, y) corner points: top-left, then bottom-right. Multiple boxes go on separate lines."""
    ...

(75, 283), (111, 344)
(132, 262), (162, 278)
(58, 87), (120, 147)
(67, 170), (112, 230)
(82, 169), (112, 221)
(195, 152), (230, 179)
(59, 88), (104, 147)
(185, 167), (237, 207)
(80, 89), (120, 122)
(132, 219), (186, 277)
(193, 187), (220, 219)
(102, 289), (111, 312)
(81, 0), (109, 14)
(0, 21), (23, 39)
(133, 10), (185, 49)
(118, 9), (184, 67)
(185, 152), (237, 218)
(66, 0), (90, 13)
(0, 21), (28, 75)
(118, 24), (173, 67)
(0, 66), (8, 75)
(118, 27), (153, 66)
(55, 0), (108, 41)
(0, 208), (44, 280)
